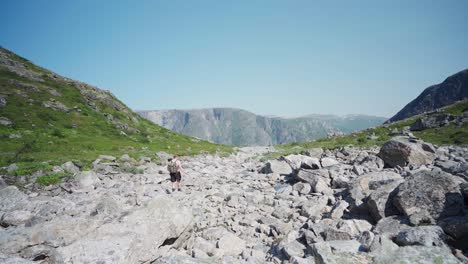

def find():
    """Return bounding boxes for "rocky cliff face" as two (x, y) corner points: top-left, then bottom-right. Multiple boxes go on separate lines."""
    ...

(138, 108), (386, 146)
(387, 69), (468, 123)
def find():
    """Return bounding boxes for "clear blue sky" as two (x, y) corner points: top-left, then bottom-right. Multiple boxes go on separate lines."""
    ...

(2, 0), (468, 117)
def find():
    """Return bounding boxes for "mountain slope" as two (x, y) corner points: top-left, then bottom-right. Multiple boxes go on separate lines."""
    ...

(0, 47), (230, 169)
(137, 108), (386, 146)
(386, 69), (468, 123)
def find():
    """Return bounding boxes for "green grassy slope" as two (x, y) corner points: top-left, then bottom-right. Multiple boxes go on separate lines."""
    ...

(264, 99), (468, 160)
(0, 48), (231, 171)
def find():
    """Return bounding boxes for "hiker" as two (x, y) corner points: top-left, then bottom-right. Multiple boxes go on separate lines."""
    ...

(167, 155), (186, 192)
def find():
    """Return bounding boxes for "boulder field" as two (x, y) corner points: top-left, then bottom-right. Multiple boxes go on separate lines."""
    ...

(0, 137), (467, 263)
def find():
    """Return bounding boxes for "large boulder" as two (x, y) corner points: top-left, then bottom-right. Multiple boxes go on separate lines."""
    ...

(394, 226), (447, 247)
(410, 114), (453, 131)
(320, 157), (339, 168)
(373, 245), (461, 264)
(295, 169), (332, 195)
(348, 171), (402, 210)
(282, 154), (321, 170)
(216, 232), (247, 256)
(366, 179), (403, 222)
(378, 137), (435, 168)
(56, 196), (193, 263)
(393, 170), (464, 224)
(73, 171), (101, 191)
(0, 186), (28, 212)
(258, 160), (293, 175)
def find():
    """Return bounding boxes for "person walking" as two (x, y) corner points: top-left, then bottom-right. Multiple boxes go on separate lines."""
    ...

(167, 155), (186, 192)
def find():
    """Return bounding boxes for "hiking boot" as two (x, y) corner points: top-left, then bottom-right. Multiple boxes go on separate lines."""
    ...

(178, 188), (181, 192)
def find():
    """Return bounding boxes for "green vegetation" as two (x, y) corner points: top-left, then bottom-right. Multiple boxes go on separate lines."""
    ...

(262, 100), (468, 160)
(0, 48), (232, 176)
(36, 172), (70, 185)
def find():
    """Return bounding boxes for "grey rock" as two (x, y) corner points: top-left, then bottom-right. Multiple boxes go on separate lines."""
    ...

(394, 226), (447, 247)
(303, 148), (324, 158)
(61, 161), (80, 174)
(329, 200), (349, 220)
(0, 254), (34, 264)
(0, 95), (6, 107)
(1, 210), (32, 226)
(394, 170), (464, 224)
(153, 255), (217, 264)
(438, 216), (468, 240)
(6, 163), (18, 173)
(378, 137), (435, 168)
(73, 171), (101, 191)
(348, 171), (402, 209)
(283, 154), (321, 170)
(300, 196), (328, 220)
(295, 169), (332, 195)
(373, 245), (461, 264)
(259, 160), (292, 175)
(327, 240), (362, 254)
(0, 117), (12, 126)
(282, 240), (306, 259)
(56, 196), (193, 263)
(292, 182), (312, 195)
(217, 232), (247, 256)
(320, 158), (339, 168)
(366, 179), (403, 222)
(410, 113), (453, 131)
(373, 216), (411, 237)
(0, 186), (28, 212)
(98, 155), (117, 161)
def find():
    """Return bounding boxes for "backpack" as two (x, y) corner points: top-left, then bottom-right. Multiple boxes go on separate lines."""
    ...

(167, 159), (179, 173)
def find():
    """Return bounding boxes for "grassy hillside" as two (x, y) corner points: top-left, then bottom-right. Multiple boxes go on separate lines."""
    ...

(263, 99), (468, 160)
(0, 48), (231, 173)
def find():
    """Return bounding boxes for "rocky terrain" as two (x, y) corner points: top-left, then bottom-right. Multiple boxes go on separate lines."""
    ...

(1, 134), (467, 263)
(137, 108), (386, 146)
(386, 69), (468, 123)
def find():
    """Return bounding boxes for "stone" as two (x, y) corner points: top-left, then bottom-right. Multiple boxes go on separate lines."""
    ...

(300, 196), (328, 220)
(56, 196), (193, 263)
(329, 200), (349, 220)
(369, 235), (399, 256)
(0, 210), (32, 226)
(348, 171), (402, 210)
(373, 245), (461, 264)
(98, 155), (116, 162)
(153, 255), (217, 264)
(358, 155), (384, 171)
(282, 240), (306, 258)
(438, 216), (468, 240)
(366, 179), (403, 222)
(0, 117), (12, 126)
(282, 154), (321, 170)
(393, 170), (464, 224)
(61, 161), (80, 174)
(258, 160), (293, 175)
(0, 254), (34, 264)
(373, 216), (411, 238)
(217, 232), (247, 256)
(193, 237), (216, 256)
(303, 148), (323, 158)
(410, 114), (453, 131)
(378, 137), (435, 168)
(0, 95), (6, 107)
(6, 163), (18, 173)
(327, 240), (362, 254)
(394, 226), (447, 247)
(73, 171), (101, 191)
(320, 157), (339, 167)
(295, 169), (332, 195)
(292, 182), (312, 195)
(0, 186), (28, 212)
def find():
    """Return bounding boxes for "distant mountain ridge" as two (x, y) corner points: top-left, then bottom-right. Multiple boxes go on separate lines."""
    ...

(137, 108), (386, 146)
(386, 69), (468, 123)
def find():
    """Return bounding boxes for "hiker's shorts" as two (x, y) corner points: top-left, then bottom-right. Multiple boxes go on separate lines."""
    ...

(170, 172), (181, 182)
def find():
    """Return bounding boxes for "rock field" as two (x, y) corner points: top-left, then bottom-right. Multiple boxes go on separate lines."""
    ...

(1, 136), (467, 263)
